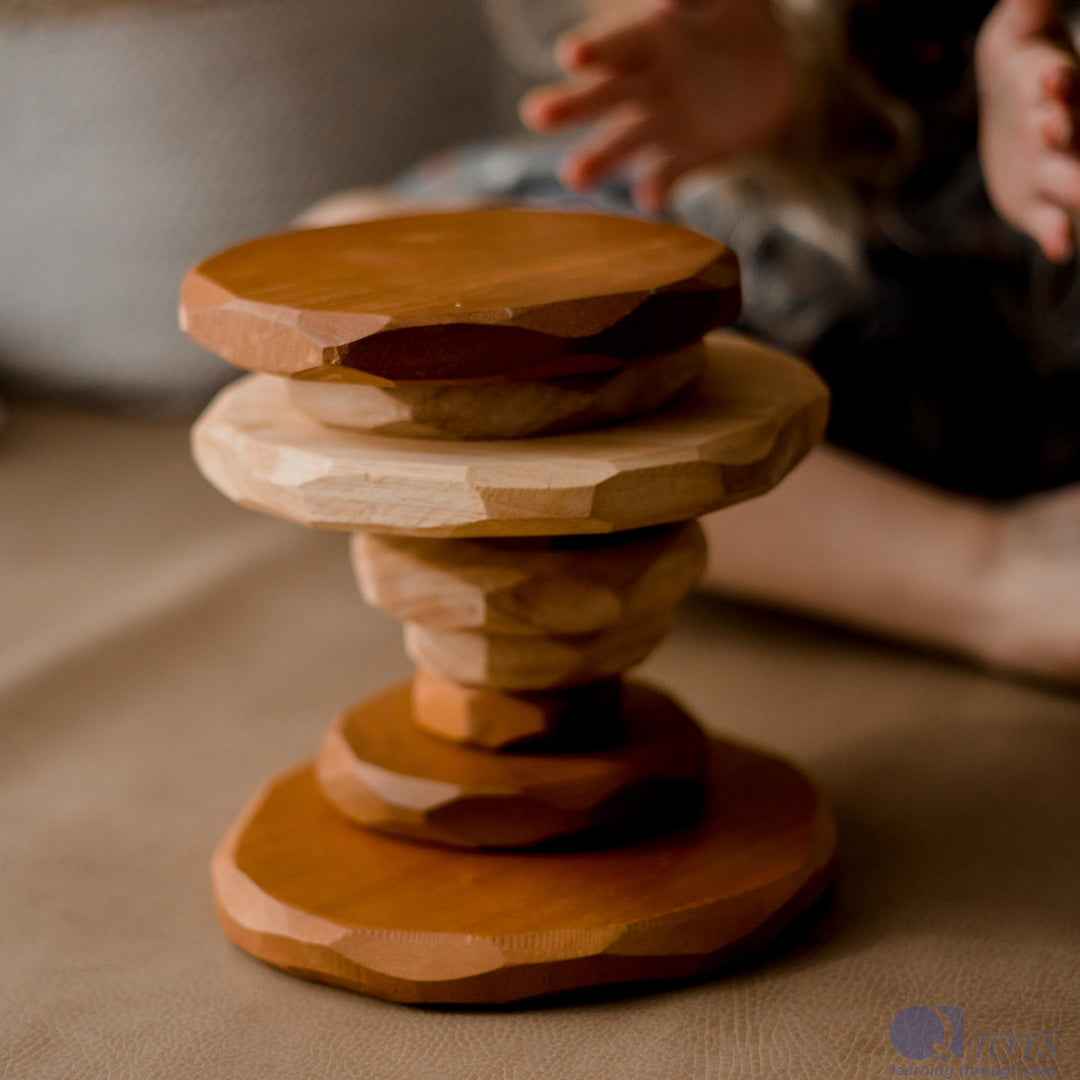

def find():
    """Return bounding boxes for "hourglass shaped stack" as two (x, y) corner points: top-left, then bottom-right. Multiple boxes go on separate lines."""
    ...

(184, 208), (836, 1004)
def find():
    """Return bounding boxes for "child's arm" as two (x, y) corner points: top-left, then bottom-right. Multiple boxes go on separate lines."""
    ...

(701, 444), (1080, 686)
(976, 0), (1080, 260)
(519, 0), (796, 211)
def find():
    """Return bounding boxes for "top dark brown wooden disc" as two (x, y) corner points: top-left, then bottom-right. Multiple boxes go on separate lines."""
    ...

(179, 208), (740, 385)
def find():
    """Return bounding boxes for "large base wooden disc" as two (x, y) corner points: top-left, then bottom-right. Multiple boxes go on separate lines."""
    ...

(213, 738), (836, 1005)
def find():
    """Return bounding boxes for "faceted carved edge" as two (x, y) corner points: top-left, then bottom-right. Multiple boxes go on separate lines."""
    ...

(284, 342), (706, 439)
(314, 681), (706, 849)
(179, 209), (740, 383)
(404, 613), (673, 690)
(190, 334), (830, 538)
(212, 740), (837, 1004)
(411, 669), (624, 750)
(352, 521), (706, 637)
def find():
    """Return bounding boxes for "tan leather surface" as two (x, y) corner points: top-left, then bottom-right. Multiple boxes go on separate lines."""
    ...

(2, 401), (1077, 1079)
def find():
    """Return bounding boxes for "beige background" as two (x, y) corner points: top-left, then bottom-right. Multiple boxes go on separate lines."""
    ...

(1, 400), (1076, 1078)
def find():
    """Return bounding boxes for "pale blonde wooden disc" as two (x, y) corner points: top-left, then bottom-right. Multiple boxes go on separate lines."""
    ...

(351, 522), (706, 636)
(191, 333), (828, 538)
(404, 612), (673, 691)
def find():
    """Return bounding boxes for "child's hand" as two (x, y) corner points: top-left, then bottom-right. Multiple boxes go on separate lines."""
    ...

(976, 0), (1080, 261)
(520, 0), (795, 212)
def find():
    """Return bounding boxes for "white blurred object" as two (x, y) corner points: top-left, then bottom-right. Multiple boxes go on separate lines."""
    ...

(0, 0), (501, 410)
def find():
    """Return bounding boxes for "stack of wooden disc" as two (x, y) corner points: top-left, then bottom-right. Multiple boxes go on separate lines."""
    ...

(183, 207), (836, 1006)
(181, 207), (741, 439)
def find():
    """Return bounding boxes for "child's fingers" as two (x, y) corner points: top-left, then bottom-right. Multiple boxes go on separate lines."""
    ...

(1026, 200), (1074, 261)
(1000, 0), (1062, 40)
(1038, 100), (1075, 149)
(1037, 150), (1080, 207)
(555, 21), (652, 74)
(559, 116), (660, 189)
(520, 76), (641, 131)
(1039, 56), (1080, 102)
(633, 151), (712, 212)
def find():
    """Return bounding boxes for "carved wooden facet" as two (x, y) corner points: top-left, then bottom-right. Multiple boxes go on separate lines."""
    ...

(188, 209), (836, 1006)
(314, 681), (706, 849)
(190, 334), (830, 538)
(404, 612), (671, 691)
(284, 342), (706, 439)
(352, 521), (705, 637)
(180, 209), (740, 383)
(214, 741), (837, 1004)
(411, 669), (623, 750)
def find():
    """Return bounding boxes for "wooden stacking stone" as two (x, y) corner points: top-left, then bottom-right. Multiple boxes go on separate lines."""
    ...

(285, 342), (707, 439)
(180, 209), (740, 384)
(186, 208), (836, 1005)
(337, 521), (709, 833)
(354, 522), (706, 699)
(352, 522), (706, 637)
(403, 613), (670, 691)
(315, 681), (705, 849)
(214, 744), (836, 1004)
(192, 334), (828, 537)
(410, 669), (623, 750)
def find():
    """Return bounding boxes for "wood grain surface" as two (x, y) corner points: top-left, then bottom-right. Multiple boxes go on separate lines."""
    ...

(180, 209), (740, 383)
(284, 341), (706, 438)
(313, 680), (705, 849)
(215, 736), (837, 1003)
(403, 612), (673, 690)
(410, 669), (624, 750)
(352, 522), (705, 637)
(191, 333), (829, 537)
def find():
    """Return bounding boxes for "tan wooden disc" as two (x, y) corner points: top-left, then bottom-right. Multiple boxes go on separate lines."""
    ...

(284, 342), (706, 439)
(191, 333), (829, 537)
(404, 612), (673, 690)
(314, 681), (705, 849)
(352, 521), (705, 637)
(179, 209), (740, 384)
(213, 737), (836, 1004)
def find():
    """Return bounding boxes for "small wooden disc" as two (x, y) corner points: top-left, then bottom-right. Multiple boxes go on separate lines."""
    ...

(191, 333), (829, 537)
(352, 521), (705, 637)
(213, 738), (836, 1004)
(411, 670), (623, 750)
(404, 612), (672, 691)
(314, 681), (706, 849)
(180, 209), (740, 383)
(284, 342), (707, 439)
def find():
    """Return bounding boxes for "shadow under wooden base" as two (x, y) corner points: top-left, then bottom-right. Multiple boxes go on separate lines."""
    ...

(212, 736), (837, 1005)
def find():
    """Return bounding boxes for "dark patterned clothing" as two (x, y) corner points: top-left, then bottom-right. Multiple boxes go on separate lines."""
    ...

(394, 0), (1080, 499)
(816, 0), (1080, 497)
